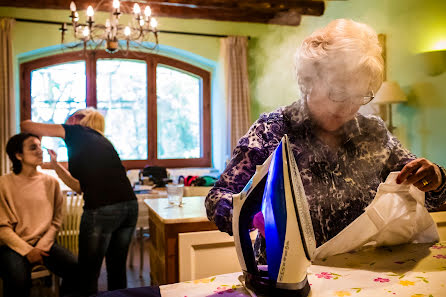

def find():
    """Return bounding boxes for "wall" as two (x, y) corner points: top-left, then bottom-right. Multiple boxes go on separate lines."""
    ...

(1, 0), (446, 168)
(0, 6), (271, 171)
(248, 0), (446, 166)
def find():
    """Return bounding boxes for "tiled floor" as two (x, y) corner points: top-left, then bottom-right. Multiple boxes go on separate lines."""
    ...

(98, 234), (152, 292)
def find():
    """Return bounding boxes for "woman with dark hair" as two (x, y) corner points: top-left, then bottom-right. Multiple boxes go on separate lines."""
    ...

(0, 133), (78, 297)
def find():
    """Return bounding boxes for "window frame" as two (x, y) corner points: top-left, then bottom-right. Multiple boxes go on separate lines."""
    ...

(20, 51), (211, 169)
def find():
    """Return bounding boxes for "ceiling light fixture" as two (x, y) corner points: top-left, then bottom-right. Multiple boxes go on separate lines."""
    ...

(61, 0), (159, 54)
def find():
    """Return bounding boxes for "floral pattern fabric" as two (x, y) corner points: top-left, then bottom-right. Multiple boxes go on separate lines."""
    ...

(205, 99), (446, 262)
(160, 242), (446, 297)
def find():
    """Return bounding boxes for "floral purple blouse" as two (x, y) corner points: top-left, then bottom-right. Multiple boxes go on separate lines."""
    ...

(205, 99), (446, 257)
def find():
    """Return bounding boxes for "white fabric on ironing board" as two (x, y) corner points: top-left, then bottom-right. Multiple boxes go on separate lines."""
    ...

(312, 172), (439, 259)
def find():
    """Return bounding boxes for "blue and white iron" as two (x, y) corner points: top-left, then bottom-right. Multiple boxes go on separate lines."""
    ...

(233, 135), (316, 297)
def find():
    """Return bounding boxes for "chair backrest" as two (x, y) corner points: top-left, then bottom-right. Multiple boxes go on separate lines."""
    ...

(31, 265), (51, 279)
(57, 191), (84, 256)
(183, 186), (213, 197)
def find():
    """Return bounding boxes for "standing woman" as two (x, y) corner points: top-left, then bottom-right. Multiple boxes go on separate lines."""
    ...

(21, 108), (138, 296)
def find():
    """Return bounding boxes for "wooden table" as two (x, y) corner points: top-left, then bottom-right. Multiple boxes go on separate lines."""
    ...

(144, 196), (218, 285)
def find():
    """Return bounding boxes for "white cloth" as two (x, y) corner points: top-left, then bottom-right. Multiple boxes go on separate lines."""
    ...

(313, 172), (439, 259)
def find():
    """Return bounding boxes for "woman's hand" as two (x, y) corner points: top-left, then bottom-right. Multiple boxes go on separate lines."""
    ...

(47, 149), (58, 169)
(253, 211), (265, 237)
(397, 158), (442, 192)
(26, 248), (49, 264)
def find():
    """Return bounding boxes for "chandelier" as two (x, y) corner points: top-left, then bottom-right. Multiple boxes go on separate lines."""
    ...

(61, 0), (159, 53)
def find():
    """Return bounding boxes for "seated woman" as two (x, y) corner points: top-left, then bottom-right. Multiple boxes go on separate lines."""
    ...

(0, 133), (78, 297)
(205, 19), (446, 263)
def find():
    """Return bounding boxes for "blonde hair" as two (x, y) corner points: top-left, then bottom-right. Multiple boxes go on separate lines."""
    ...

(67, 108), (105, 134)
(295, 19), (384, 96)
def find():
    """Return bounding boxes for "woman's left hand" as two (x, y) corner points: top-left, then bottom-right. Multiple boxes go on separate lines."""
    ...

(397, 158), (442, 192)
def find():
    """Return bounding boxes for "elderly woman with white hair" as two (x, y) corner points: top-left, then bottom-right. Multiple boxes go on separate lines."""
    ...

(205, 19), (446, 263)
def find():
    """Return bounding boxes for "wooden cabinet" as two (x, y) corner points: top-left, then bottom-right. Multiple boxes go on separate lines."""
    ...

(431, 211), (446, 241)
(145, 197), (218, 285)
(178, 230), (257, 282)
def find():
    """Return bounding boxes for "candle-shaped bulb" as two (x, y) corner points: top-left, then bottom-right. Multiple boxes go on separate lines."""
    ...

(124, 26), (131, 37)
(139, 19), (145, 26)
(74, 11), (79, 22)
(87, 5), (94, 17)
(83, 26), (89, 37)
(133, 3), (141, 14)
(70, 1), (76, 12)
(144, 6), (151, 17)
(113, 0), (120, 9)
(150, 18), (158, 29)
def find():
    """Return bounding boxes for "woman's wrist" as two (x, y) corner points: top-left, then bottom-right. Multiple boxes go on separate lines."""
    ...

(432, 164), (446, 193)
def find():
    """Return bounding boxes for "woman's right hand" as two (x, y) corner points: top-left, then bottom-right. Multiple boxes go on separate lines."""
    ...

(26, 248), (49, 264)
(47, 149), (58, 169)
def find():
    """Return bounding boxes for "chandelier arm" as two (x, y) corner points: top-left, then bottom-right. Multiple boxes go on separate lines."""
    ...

(61, 41), (84, 50)
(94, 39), (106, 51)
(134, 27), (145, 40)
(129, 40), (158, 51)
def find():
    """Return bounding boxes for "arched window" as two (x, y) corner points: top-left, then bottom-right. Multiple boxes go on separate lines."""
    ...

(20, 51), (211, 169)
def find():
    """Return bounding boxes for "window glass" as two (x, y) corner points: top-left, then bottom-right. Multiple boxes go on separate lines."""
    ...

(24, 53), (210, 167)
(156, 65), (201, 159)
(31, 61), (86, 162)
(97, 59), (148, 160)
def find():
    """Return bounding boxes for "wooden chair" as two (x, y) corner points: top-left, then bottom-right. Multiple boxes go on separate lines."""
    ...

(30, 265), (59, 297)
(0, 265), (58, 297)
(183, 186), (213, 197)
(129, 195), (150, 278)
(431, 211), (446, 241)
(57, 191), (84, 256)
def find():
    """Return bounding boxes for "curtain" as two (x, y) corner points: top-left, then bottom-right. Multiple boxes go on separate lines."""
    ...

(0, 18), (15, 175)
(221, 36), (251, 152)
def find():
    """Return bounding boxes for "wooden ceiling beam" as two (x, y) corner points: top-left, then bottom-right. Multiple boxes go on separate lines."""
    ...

(138, 0), (323, 11)
(0, 0), (325, 25)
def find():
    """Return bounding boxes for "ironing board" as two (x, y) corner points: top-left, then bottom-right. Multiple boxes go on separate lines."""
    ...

(96, 241), (446, 297)
(159, 241), (446, 297)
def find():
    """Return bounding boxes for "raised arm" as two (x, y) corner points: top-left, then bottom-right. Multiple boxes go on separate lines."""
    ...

(205, 112), (285, 235)
(20, 120), (65, 138)
(48, 149), (82, 194)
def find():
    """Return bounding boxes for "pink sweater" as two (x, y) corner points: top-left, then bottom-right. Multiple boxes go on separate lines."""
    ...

(0, 172), (63, 256)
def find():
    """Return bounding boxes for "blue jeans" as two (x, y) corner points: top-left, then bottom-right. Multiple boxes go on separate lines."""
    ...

(78, 200), (138, 296)
(0, 243), (79, 297)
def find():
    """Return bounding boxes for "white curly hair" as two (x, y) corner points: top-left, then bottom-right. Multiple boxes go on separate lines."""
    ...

(295, 19), (384, 98)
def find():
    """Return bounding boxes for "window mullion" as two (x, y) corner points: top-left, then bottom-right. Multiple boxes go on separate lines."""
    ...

(86, 51), (97, 108)
(147, 57), (157, 164)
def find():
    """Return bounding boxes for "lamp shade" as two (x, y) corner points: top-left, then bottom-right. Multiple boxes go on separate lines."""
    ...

(373, 81), (407, 104)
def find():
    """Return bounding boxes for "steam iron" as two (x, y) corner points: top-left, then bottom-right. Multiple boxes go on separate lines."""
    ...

(233, 135), (316, 297)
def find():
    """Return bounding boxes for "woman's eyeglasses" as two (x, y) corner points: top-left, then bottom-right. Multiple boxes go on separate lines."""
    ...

(329, 90), (375, 105)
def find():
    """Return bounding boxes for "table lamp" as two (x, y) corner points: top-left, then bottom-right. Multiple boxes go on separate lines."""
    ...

(373, 81), (407, 133)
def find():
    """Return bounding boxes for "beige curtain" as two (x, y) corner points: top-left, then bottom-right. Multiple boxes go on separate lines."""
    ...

(0, 18), (15, 175)
(221, 36), (251, 152)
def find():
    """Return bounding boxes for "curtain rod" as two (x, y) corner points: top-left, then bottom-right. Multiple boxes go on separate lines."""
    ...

(13, 17), (243, 39)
